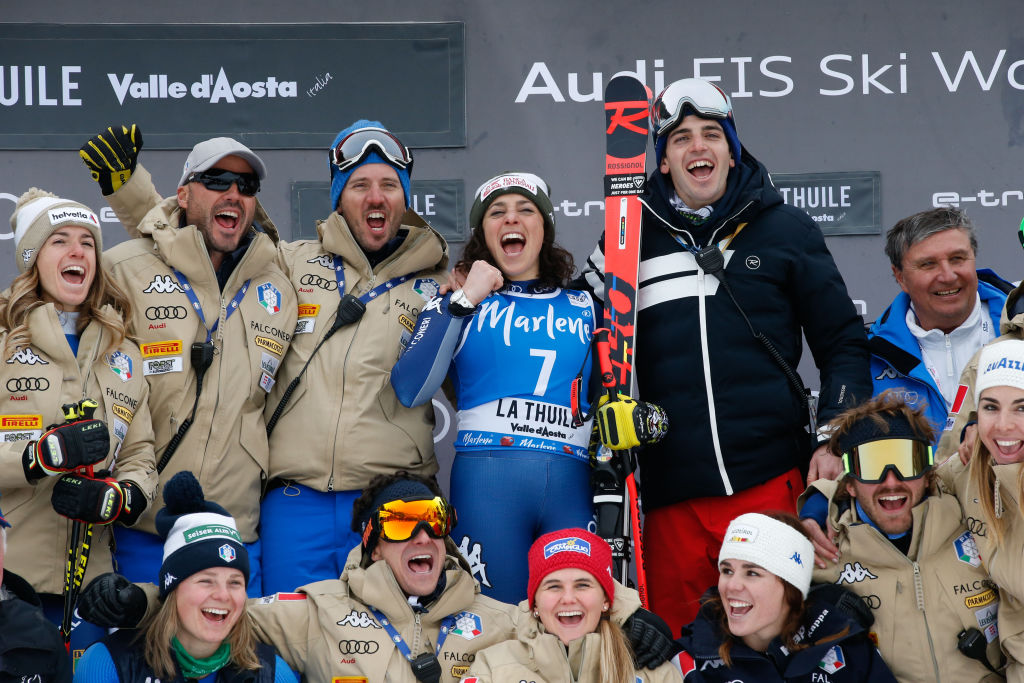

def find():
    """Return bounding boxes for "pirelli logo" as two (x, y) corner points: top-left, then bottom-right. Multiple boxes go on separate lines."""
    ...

(112, 404), (134, 423)
(0, 414), (42, 429)
(297, 304), (320, 318)
(255, 336), (284, 356)
(965, 588), (997, 608)
(399, 314), (415, 333)
(141, 340), (183, 357)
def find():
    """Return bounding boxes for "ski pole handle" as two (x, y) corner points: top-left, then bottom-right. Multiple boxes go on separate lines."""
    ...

(594, 328), (615, 391)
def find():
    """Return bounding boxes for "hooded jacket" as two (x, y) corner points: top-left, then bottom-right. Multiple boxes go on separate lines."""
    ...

(802, 479), (1003, 683)
(103, 168), (297, 541)
(936, 281), (1024, 462)
(0, 569), (71, 682)
(0, 305), (156, 594)
(677, 588), (895, 683)
(869, 269), (1011, 445)
(267, 210), (448, 490)
(579, 150), (870, 509)
(460, 587), (684, 682)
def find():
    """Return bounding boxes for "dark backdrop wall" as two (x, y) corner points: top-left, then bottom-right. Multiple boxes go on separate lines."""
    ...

(3, 1), (1024, 489)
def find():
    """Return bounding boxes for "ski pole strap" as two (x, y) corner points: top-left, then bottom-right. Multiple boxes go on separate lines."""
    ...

(366, 606), (455, 683)
(172, 270), (250, 343)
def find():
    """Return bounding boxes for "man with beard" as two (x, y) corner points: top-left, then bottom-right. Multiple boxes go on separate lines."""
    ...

(799, 394), (1003, 683)
(80, 129), (297, 594)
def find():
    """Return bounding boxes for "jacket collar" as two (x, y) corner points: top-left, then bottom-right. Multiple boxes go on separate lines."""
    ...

(319, 210), (448, 283)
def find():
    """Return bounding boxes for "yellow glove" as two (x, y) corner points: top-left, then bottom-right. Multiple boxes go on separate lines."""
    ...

(79, 124), (143, 195)
(596, 393), (670, 450)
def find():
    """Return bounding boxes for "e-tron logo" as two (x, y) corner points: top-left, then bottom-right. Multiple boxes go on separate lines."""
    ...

(145, 306), (189, 320)
(933, 188), (1024, 208)
(6, 377), (49, 391)
(337, 640), (379, 654)
(299, 274), (338, 291)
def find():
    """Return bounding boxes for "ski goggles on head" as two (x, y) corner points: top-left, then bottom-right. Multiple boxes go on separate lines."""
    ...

(329, 127), (413, 173)
(841, 438), (934, 483)
(651, 79), (734, 138)
(186, 169), (261, 196)
(362, 496), (457, 546)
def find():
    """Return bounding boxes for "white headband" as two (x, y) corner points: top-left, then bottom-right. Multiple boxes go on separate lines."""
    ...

(719, 513), (814, 597)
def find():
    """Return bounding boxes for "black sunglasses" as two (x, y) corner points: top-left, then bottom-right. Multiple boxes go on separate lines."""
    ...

(187, 168), (260, 196)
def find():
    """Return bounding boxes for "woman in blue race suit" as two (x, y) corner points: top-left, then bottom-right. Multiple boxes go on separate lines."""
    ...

(391, 172), (597, 603)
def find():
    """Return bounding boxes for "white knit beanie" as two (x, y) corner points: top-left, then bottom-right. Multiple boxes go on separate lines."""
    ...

(8, 188), (102, 273)
(719, 513), (814, 597)
(976, 339), (1024, 404)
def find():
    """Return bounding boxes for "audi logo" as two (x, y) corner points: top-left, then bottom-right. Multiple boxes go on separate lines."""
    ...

(337, 640), (379, 654)
(861, 594), (881, 609)
(300, 274), (338, 291)
(7, 377), (49, 391)
(145, 306), (189, 320)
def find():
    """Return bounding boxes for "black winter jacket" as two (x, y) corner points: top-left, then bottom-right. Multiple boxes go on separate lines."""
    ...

(0, 570), (71, 683)
(677, 588), (897, 682)
(579, 150), (870, 509)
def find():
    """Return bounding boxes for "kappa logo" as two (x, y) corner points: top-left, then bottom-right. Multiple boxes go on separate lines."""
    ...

(338, 640), (379, 654)
(457, 535), (492, 588)
(424, 296), (444, 314)
(307, 254), (334, 269)
(300, 274), (338, 291)
(143, 274), (184, 294)
(336, 610), (381, 629)
(874, 366), (900, 381)
(836, 562), (878, 584)
(7, 348), (47, 365)
(163, 573), (176, 588)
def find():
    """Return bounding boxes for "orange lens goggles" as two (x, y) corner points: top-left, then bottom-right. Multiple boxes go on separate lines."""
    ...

(364, 496), (456, 545)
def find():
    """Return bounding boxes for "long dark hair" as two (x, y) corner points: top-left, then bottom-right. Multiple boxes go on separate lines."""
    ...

(454, 206), (575, 289)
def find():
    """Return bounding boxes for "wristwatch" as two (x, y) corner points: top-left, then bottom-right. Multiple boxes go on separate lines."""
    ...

(448, 288), (477, 317)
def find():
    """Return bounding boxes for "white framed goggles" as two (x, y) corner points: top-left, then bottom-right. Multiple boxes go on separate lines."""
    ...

(330, 127), (413, 173)
(651, 78), (734, 138)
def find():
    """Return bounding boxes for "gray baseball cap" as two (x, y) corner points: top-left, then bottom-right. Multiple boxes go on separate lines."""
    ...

(178, 137), (267, 187)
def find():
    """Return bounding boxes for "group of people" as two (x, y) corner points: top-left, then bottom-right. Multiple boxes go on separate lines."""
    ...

(0, 74), (1020, 682)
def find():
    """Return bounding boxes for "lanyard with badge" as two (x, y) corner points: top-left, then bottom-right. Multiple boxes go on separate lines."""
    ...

(155, 270), (249, 473)
(367, 605), (455, 683)
(264, 255), (411, 437)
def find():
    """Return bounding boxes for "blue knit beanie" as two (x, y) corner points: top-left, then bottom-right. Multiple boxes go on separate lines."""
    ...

(328, 119), (412, 211)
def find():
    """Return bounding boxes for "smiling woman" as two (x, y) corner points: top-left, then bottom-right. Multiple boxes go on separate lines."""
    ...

(73, 472), (296, 682)
(676, 513), (897, 683)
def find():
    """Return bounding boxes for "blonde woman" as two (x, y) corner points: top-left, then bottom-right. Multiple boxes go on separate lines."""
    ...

(1, 189), (156, 658)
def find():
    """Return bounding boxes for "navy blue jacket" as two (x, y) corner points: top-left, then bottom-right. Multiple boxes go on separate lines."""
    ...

(678, 588), (896, 683)
(579, 149), (871, 509)
(0, 570), (71, 683)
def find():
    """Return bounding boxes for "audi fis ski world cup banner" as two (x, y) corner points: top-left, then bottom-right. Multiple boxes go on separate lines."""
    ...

(0, 23), (465, 149)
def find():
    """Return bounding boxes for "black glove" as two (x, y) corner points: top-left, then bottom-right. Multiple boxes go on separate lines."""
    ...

(51, 474), (146, 526)
(79, 124), (143, 195)
(77, 572), (147, 628)
(597, 394), (670, 450)
(624, 608), (681, 669)
(808, 583), (874, 630)
(23, 419), (110, 482)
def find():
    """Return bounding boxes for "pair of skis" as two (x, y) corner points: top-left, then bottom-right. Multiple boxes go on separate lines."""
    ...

(592, 75), (650, 606)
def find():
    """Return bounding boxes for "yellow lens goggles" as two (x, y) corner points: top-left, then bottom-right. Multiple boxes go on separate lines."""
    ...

(364, 496), (456, 546)
(842, 439), (934, 483)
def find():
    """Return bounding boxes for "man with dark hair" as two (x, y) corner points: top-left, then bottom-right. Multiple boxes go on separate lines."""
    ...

(80, 128), (297, 595)
(870, 207), (1012, 447)
(77, 472), (677, 681)
(0, 496), (71, 681)
(578, 77), (870, 633)
(800, 394), (1003, 683)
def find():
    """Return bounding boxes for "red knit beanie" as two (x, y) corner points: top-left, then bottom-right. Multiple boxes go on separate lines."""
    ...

(527, 528), (614, 609)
